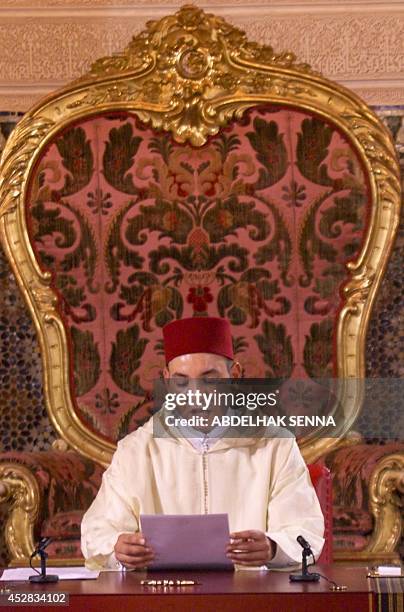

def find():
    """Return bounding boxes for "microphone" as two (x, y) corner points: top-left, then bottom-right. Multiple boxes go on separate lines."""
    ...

(289, 535), (320, 583)
(297, 535), (312, 552)
(34, 537), (53, 553)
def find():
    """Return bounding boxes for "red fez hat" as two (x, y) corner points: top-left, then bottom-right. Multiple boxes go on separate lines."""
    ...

(163, 317), (234, 364)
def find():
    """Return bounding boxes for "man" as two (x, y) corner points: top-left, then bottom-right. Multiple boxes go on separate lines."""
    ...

(81, 317), (324, 570)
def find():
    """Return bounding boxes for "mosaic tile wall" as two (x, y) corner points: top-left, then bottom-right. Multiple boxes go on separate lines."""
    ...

(365, 109), (404, 380)
(358, 109), (404, 440)
(0, 108), (402, 566)
(0, 113), (55, 455)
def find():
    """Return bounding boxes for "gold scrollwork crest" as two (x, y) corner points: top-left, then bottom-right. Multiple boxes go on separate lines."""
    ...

(68, 5), (317, 146)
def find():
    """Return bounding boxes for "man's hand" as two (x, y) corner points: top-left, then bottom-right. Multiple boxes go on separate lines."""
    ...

(226, 530), (276, 566)
(114, 532), (154, 569)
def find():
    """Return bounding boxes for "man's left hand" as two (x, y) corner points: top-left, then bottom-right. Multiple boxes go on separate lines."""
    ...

(226, 530), (275, 566)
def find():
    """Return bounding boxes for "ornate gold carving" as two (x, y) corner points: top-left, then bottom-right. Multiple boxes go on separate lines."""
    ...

(341, 267), (376, 315)
(85, 5), (311, 83)
(68, 82), (142, 109)
(0, 117), (55, 215)
(0, 464), (40, 565)
(332, 451), (404, 563)
(3, 86), (404, 114)
(0, 460), (84, 566)
(30, 286), (58, 310)
(177, 48), (210, 80)
(0, 5), (401, 469)
(51, 438), (70, 452)
(71, 5), (316, 145)
(332, 450), (404, 563)
(365, 452), (404, 555)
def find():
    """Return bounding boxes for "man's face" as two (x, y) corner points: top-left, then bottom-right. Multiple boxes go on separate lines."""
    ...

(163, 352), (241, 431)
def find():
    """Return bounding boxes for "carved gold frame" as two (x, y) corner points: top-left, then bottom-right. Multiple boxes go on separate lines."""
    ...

(0, 5), (401, 470)
(0, 464), (41, 565)
(335, 451), (404, 563)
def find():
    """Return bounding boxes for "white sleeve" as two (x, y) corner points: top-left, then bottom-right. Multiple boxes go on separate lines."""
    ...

(265, 438), (325, 567)
(104, 552), (126, 571)
(81, 440), (140, 570)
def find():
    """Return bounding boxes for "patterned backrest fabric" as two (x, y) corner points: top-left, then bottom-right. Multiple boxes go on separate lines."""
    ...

(26, 105), (370, 443)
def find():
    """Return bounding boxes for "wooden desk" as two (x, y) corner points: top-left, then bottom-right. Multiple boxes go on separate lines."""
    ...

(1, 565), (373, 611)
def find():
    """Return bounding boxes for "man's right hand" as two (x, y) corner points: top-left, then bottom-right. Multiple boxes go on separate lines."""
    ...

(114, 532), (155, 569)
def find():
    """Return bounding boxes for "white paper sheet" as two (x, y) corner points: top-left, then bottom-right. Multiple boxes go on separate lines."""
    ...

(0, 567), (99, 581)
(235, 565), (270, 571)
(376, 566), (402, 576)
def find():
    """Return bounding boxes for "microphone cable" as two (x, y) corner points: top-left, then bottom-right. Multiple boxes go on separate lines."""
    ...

(306, 553), (347, 591)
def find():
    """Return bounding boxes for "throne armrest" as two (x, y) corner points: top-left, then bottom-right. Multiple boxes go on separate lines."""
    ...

(0, 451), (103, 565)
(324, 442), (404, 561)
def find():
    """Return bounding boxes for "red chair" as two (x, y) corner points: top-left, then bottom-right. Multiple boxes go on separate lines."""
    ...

(308, 464), (332, 564)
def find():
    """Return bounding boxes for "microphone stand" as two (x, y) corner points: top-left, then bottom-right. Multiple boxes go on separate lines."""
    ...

(289, 537), (320, 583)
(29, 538), (59, 583)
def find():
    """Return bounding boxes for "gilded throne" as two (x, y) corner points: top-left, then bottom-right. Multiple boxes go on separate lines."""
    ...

(0, 6), (402, 566)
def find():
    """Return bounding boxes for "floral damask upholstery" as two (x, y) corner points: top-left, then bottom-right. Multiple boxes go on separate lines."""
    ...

(27, 106), (369, 443)
(325, 442), (404, 553)
(0, 451), (103, 560)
